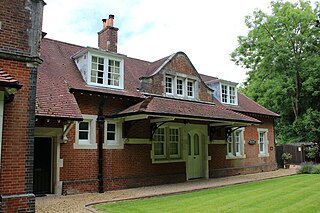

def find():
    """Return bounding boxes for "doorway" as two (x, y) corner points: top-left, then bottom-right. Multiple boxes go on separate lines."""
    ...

(34, 137), (52, 195)
(187, 132), (203, 179)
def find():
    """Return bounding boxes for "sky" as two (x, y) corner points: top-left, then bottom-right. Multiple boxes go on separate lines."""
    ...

(42, 0), (305, 84)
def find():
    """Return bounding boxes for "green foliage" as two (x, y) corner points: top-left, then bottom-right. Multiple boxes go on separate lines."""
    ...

(298, 163), (320, 174)
(281, 152), (293, 161)
(313, 165), (320, 174)
(231, 0), (320, 144)
(95, 175), (320, 213)
(305, 143), (319, 160)
(299, 164), (315, 174)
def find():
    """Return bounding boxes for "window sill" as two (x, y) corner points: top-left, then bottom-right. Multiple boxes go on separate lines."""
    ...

(73, 143), (97, 149)
(258, 153), (269, 158)
(226, 154), (246, 160)
(152, 158), (185, 164)
(103, 143), (124, 149)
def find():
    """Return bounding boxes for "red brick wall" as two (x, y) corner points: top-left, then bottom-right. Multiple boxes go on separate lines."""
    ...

(98, 27), (118, 53)
(60, 94), (185, 194)
(0, 59), (36, 212)
(209, 116), (277, 177)
(0, 0), (31, 55)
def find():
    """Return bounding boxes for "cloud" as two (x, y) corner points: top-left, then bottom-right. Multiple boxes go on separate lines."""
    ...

(42, 0), (306, 83)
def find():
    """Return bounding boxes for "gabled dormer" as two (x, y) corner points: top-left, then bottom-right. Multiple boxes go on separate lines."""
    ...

(72, 47), (125, 89)
(72, 15), (125, 90)
(140, 52), (214, 103)
(207, 79), (238, 105)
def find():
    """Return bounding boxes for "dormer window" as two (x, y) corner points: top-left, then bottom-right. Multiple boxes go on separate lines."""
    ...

(91, 56), (104, 84)
(165, 76), (173, 94)
(221, 84), (237, 105)
(187, 80), (194, 98)
(165, 75), (196, 99)
(87, 53), (124, 89)
(176, 78), (184, 96)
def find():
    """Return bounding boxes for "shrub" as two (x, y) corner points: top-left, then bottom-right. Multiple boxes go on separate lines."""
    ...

(299, 164), (315, 174)
(313, 165), (320, 174)
(281, 152), (292, 162)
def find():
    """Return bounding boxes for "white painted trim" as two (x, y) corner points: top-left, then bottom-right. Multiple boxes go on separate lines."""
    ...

(257, 128), (269, 157)
(34, 127), (63, 195)
(104, 119), (124, 149)
(124, 138), (151, 144)
(0, 92), (4, 165)
(74, 114), (97, 149)
(87, 52), (124, 90)
(209, 139), (227, 144)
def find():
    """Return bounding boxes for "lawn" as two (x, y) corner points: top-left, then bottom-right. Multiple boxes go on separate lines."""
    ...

(94, 175), (320, 213)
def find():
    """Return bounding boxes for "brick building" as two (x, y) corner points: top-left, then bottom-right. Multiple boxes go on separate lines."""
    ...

(0, 0), (45, 212)
(35, 15), (279, 195)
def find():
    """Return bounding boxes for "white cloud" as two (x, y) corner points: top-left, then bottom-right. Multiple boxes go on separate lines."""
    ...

(42, 0), (305, 83)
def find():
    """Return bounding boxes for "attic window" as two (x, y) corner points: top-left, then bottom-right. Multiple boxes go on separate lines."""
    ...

(221, 84), (237, 105)
(165, 75), (196, 99)
(89, 54), (124, 89)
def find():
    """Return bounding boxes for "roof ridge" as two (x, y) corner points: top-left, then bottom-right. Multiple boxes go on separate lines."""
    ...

(42, 37), (85, 48)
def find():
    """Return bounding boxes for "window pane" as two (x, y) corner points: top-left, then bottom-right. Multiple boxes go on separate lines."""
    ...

(187, 81), (194, 97)
(79, 122), (89, 130)
(107, 123), (116, 141)
(194, 134), (199, 155)
(79, 131), (88, 140)
(107, 124), (115, 131)
(177, 79), (183, 95)
(165, 77), (173, 94)
(154, 143), (164, 155)
(107, 133), (115, 140)
(169, 143), (178, 155)
(92, 56), (97, 62)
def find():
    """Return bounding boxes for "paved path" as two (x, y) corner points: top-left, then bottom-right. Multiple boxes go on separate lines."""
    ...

(36, 168), (298, 213)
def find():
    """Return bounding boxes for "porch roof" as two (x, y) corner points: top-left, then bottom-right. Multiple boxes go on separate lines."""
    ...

(0, 68), (22, 89)
(113, 96), (261, 124)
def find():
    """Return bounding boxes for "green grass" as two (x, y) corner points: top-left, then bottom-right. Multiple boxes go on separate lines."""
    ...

(94, 175), (320, 213)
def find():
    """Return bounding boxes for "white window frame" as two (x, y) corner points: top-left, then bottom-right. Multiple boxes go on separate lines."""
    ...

(74, 114), (97, 149)
(221, 84), (238, 105)
(187, 80), (194, 98)
(164, 75), (196, 99)
(226, 128), (246, 159)
(153, 127), (166, 159)
(152, 125), (182, 162)
(258, 128), (269, 157)
(168, 127), (180, 158)
(165, 76), (173, 95)
(88, 52), (124, 89)
(176, 78), (184, 96)
(104, 119), (123, 149)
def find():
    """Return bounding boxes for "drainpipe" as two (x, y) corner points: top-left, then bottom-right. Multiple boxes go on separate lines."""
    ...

(97, 97), (105, 193)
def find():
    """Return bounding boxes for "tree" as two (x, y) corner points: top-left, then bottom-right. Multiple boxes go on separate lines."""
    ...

(231, 0), (320, 143)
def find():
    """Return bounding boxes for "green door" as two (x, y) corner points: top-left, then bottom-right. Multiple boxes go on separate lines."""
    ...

(187, 132), (203, 179)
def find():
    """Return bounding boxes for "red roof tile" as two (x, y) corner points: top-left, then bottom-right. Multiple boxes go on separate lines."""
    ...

(37, 39), (83, 119)
(200, 74), (279, 117)
(115, 96), (261, 124)
(225, 93), (280, 117)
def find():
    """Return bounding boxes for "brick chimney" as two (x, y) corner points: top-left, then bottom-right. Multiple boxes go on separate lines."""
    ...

(98, 14), (118, 52)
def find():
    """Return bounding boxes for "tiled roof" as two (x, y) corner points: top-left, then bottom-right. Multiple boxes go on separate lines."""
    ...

(115, 96), (261, 124)
(225, 93), (280, 117)
(0, 69), (22, 88)
(37, 38), (277, 120)
(200, 74), (279, 117)
(36, 39), (83, 119)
